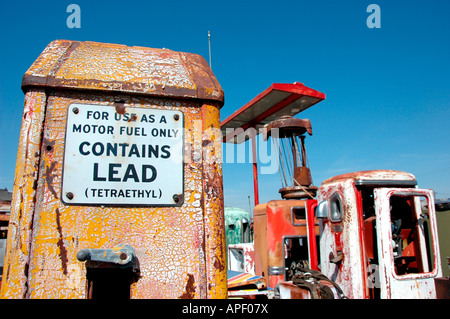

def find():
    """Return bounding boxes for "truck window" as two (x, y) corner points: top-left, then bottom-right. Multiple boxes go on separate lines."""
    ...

(284, 235), (320, 280)
(389, 195), (435, 276)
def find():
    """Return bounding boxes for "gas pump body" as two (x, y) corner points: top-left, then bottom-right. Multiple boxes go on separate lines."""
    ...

(1, 40), (226, 299)
(253, 200), (319, 288)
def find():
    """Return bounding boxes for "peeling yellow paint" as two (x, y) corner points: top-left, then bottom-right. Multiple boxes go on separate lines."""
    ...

(1, 40), (226, 299)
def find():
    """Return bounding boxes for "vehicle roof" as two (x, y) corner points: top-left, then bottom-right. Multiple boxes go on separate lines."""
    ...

(322, 170), (417, 187)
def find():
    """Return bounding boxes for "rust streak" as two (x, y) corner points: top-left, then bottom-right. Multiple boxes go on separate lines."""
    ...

(213, 257), (225, 271)
(42, 161), (58, 199)
(129, 114), (137, 122)
(23, 262), (29, 298)
(55, 208), (68, 275)
(114, 101), (126, 114)
(179, 274), (196, 299)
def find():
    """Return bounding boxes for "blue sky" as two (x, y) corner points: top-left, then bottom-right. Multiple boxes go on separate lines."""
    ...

(0, 1), (449, 212)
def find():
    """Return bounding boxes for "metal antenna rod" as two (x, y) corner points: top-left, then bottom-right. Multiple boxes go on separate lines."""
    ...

(208, 30), (212, 69)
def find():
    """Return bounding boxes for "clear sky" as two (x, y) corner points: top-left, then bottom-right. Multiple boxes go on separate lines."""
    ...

(0, 0), (449, 212)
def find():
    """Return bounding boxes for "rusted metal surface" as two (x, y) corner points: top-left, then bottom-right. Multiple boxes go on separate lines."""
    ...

(276, 280), (341, 299)
(263, 116), (312, 138)
(277, 281), (311, 299)
(1, 40), (226, 299)
(253, 200), (319, 288)
(317, 169), (442, 299)
(0, 89), (47, 298)
(317, 177), (366, 299)
(22, 40), (224, 103)
(322, 170), (417, 186)
(201, 102), (227, 298)
(264, 116), (316, 199)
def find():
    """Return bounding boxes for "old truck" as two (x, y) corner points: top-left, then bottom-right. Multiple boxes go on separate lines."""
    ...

(222, 84), (446, 299)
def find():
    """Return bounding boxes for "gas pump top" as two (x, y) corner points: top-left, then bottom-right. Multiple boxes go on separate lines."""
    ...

(221, 82), (325, 205)
(263, 116), (317, 200)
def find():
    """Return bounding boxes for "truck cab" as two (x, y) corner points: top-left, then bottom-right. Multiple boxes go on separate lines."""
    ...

(316, 170), (442, 298)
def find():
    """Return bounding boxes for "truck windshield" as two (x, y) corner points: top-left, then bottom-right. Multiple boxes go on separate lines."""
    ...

(389, 195), (435, 276)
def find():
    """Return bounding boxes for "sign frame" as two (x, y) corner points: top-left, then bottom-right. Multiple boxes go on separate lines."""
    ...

(61, 103), (185, 207)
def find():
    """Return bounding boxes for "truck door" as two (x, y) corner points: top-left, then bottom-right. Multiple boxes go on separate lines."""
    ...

(374, 188), (442, 298)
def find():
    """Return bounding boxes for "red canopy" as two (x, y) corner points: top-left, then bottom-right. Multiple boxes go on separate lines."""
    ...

(221, 82), (325, 143)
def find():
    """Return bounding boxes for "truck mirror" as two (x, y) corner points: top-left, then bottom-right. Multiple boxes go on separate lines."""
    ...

(316, 200), (328, 219)
(330, 193), (344, 222)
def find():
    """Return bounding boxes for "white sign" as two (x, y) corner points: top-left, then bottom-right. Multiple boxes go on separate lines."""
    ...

(62, 103), (184, 206)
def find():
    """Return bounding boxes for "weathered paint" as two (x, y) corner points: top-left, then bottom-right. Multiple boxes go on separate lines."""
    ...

(253, 200), (319, 288)
(200, 102), (227, 298)
(317, 170), (442, 299)
(322, 170), (416, 185)
(227, 243), (255, 274)
(317, 178), (366, 299)
(21, 41), (223, 102)
(374, 188), (442, 299)
(1, 40), (226, 299)
(276, 280), (341, 299)
(227, 270), (271, 298)
(0, 89), (47, 298)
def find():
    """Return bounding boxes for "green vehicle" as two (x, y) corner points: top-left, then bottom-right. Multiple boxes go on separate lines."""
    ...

(224, 207), (252, 247)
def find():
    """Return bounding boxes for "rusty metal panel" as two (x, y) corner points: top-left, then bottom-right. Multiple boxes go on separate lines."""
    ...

(277, 280), (342, 299)
(22, 40), (224, 103)
(253, 200), (315, 288)
(322, 170), (417, 186)
(435, 277), (450, 299)
(318, 169), (443, 299)
(317, 177), (366, 299)
(200, 103), (227, 298)
(253, 203), (268, 285)
(374, 188), (442, 299)
(0, 90), (47, 298)
(1, 41), (225, 299)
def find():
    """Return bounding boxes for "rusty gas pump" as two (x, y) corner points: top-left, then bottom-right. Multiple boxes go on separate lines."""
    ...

(222, 82), (328, 298)
(1, 40), (226, 299)
(253, 116), (321, 291)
